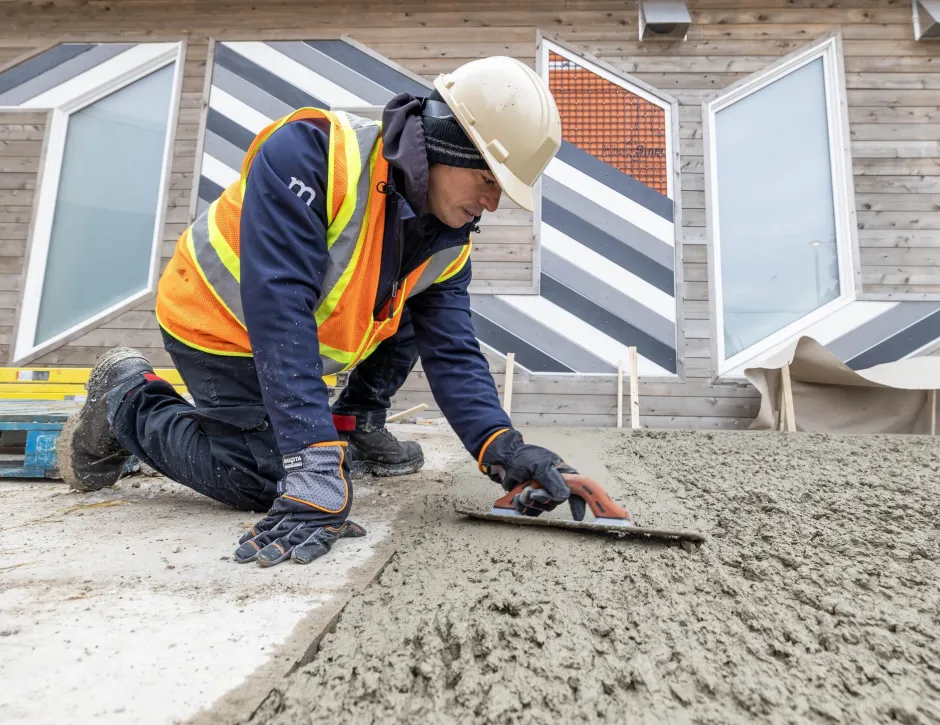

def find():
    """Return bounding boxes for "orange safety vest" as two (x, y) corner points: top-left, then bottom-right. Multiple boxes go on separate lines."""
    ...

(156, 108), (471, 374)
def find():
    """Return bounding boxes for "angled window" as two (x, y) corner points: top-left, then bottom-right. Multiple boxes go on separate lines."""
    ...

(2, 43), (183, 363)
(473, 36), (679, 378)
(705, 35), (857, 376)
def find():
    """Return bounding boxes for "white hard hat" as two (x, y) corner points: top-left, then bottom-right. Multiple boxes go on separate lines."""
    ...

(432, 57), (562, 212)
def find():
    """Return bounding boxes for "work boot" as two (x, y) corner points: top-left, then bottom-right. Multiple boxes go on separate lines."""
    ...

(58, 347), (154, 492)
(338, 423), (424, 479)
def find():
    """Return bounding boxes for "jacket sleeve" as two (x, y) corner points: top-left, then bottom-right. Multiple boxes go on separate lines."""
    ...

(407, 259), (513, 458)
(239, 119), (338, 455)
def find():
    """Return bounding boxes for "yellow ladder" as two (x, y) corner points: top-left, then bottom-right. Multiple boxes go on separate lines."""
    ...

(0, 368), (337, 401)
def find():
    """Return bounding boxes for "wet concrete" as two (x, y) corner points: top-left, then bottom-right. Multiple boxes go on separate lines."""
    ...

(242, 428), (940, 725)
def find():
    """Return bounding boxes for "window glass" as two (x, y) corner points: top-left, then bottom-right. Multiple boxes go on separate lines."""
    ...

(34, 63), (174, 344)
(715, 57), (840, 359)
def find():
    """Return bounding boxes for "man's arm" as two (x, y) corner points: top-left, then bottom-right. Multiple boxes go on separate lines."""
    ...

(239, 119), (337, 454)
(406, 260), (512, 458)
(409, 260), (576, 518)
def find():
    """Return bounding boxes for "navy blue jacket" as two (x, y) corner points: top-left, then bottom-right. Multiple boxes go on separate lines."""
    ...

(239, 113), (511, 458)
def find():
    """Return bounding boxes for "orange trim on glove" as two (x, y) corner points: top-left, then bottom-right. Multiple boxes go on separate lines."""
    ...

(477, 428), (513, 472)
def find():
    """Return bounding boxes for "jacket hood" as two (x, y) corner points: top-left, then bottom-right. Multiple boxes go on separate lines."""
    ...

(381, 92), (429, 218)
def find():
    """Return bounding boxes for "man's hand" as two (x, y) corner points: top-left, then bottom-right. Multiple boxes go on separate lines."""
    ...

(479, 429), (586, 520)
(235, 442), (366, 566)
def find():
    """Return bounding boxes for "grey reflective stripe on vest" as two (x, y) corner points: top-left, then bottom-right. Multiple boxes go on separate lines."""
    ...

(320, 356), (345, 375)
(316, 117), (382, 310)
(408, 244), (468, 299)
(190, 205), (246, 326)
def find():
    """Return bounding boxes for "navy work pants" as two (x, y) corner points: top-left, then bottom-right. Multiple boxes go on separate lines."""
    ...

(107, 311), (419, 512)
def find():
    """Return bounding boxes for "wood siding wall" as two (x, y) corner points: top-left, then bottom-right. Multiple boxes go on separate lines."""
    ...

(0, 0), (937, 428)
(0, 38), (208, 368)
(0, 109), (48, 363)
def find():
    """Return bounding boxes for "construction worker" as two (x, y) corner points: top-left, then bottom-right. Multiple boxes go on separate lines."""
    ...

(58, 56), (580, 567)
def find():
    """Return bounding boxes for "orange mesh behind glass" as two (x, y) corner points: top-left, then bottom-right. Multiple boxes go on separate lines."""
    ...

(548, 51), (668, 196)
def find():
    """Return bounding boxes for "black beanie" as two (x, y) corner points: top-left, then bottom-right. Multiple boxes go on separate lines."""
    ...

(422, 89), (490, 170)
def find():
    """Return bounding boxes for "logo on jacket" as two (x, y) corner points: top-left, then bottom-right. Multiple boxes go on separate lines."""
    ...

(289, 177), (316, 206)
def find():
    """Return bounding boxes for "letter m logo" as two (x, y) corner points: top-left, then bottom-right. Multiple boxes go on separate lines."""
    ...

(288, 177), (316, 206)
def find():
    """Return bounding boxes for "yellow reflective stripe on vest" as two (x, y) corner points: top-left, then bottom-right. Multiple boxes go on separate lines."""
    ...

(407, 242), (472, 299)
(325, 121), (359, 249)
(315, 130), (382, 326)
(326, 126), (338, 228)
(207, 202), (242, 284)
(435, 241), (472, 283)
(317, 116), (382, 316)
(189, 205), (246, 327)
(240, 108), (337, 199)
(318, 338), (362, 373)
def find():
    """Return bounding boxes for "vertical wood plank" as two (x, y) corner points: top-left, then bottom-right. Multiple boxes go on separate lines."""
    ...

(503, 352), (515, 416)
(629, 347), (639, 430)
(781, 364), (796, 433)
(931, 389), (936, 436)
(616, 358), (623, 429)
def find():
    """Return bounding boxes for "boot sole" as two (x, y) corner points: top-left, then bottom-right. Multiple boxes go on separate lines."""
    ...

(349, 455), (425, 479)
(59, 346), (148, 492)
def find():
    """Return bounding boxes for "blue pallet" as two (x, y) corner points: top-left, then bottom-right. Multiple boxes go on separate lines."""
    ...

(0, 402), (138, 480)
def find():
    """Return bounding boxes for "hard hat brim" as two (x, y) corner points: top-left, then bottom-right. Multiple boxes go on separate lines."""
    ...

(433, 76), (536, 212)
(489, 164), (534, 212)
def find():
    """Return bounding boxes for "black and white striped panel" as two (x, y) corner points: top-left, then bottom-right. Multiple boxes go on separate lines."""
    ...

(197, 40), (428, 215)
(469, 140), (679, 378)
(723, 299), (940, 377)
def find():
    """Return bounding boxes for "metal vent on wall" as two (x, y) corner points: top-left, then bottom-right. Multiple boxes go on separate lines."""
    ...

(914, 0), (940, 40)
(638, 0), (692, 41)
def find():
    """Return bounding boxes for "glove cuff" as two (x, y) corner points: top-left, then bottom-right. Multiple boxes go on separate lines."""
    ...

(478, 428), (522, 473)
(280, 441), (350, 514)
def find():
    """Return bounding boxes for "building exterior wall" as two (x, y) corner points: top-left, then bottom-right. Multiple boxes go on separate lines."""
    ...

(0, 0), (938, 428)
(0, 109), (49, 362)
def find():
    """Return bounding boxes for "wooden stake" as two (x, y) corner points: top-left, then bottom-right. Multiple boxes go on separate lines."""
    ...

(781, 364), (796, 432)
(931, 390), (936, 436)
(503, 352), (515, 415)
(616, 359), (623, 429)
(386, 403), (428, 424)
(777, 377), (786, 431)
(629, 347), (640, 430)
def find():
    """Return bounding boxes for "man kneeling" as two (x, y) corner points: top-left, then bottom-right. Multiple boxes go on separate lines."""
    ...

(59, 56), (580, 567)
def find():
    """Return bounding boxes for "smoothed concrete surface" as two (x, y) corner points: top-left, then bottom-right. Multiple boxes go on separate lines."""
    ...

(0, 421), (468, 725)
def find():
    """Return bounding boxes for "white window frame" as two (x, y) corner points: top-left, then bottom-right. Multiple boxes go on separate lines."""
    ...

(704, 33), (859, 378)
(7, 42), (185, 364)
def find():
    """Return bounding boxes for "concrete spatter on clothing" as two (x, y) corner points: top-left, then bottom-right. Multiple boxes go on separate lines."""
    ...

(246, 428), (940, 725)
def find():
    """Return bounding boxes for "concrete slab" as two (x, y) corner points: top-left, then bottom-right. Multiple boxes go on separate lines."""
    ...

(232, 428), (940, 725)
(0, 422), (469, 725)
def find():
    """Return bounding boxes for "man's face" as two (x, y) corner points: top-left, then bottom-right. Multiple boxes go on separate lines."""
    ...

(426, 165), (502, 228)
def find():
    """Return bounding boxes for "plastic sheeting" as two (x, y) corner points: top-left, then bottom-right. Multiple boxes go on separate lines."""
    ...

(743, 336), (940, 434)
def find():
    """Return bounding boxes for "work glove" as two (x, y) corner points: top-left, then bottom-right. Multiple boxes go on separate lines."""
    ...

(478, 428), (586, 520)
(234, 442), (366, 567)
